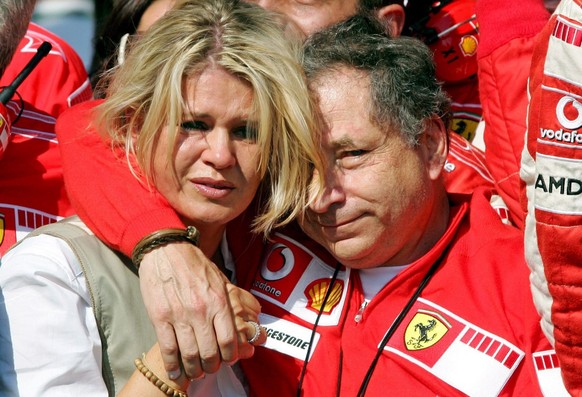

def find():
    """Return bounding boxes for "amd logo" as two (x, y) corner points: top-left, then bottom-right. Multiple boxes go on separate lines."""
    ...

(535, 174), (582, 195)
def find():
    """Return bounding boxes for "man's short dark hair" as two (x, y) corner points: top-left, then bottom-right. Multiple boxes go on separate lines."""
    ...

(302, 13), (451, 146)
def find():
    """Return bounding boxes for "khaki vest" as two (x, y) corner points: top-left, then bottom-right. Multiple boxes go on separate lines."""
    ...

(26, 216), (157, 396)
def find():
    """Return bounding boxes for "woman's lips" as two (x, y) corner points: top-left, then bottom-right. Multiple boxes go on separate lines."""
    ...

(191, 178), (234, 199)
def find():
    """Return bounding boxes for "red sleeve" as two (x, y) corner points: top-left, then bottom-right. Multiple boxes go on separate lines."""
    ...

(477, 0), (550, 58)
(476, 0), (549, 229)
(56, 100), (184, 256)
(522, 1), (582, 393)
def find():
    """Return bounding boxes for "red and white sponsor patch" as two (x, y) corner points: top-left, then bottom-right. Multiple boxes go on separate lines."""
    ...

(546, 13), (582, 86)
(385, 298), (523, 397)
(258, 313), (320, 361)
(0, 204), (60, 250)
(533, 350), (569, 396)
(251, 233), (349, 326)
(533, 153), (582, 215)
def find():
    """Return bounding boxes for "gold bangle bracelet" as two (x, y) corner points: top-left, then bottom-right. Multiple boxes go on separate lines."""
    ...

(134, 357), (187, 397)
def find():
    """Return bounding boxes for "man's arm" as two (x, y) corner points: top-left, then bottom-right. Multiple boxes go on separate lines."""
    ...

(56, 101), (245, 379)
(57, 100), (184, 253)
(521, 0), (582, 393)
(476, 0), (549, 229)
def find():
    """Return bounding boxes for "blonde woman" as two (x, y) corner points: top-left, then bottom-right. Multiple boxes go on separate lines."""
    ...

(0, 1), (322, 396)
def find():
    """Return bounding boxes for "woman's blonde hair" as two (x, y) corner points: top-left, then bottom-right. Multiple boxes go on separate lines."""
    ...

(96, 0), (323, 235)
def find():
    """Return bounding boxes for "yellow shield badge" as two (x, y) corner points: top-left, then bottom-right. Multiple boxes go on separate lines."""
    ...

(404, 310), (451, 351)
(0, 214), (5, 245)
(451, 118), (480, 142)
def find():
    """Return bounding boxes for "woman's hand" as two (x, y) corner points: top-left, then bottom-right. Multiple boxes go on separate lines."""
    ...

(226, 282), (267, 360)
(119, 344), (190, 397)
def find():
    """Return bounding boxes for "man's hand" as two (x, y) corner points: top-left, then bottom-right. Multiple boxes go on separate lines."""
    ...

(139, 242), (241, 380)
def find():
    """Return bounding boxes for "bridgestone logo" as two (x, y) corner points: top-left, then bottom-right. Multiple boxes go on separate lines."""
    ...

(265, 327), (310, 350)
(540, 128), (582, 144)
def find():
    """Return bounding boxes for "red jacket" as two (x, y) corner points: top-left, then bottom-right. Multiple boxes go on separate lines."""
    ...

(227, 188), (566, 396)
(521, 0), (582, 394)
(0, 24), (91, 254)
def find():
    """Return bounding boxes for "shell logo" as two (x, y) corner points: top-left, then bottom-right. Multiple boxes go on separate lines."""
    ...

(305, 278), (343, 315)
(459, 34), (478, 57)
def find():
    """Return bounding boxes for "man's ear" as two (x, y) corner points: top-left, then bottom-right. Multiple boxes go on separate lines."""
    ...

(420, 116), (448, 181)
(375, 4), (405, 37)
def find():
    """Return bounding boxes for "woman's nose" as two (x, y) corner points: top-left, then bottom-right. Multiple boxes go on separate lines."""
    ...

(201, 130), (236, 169)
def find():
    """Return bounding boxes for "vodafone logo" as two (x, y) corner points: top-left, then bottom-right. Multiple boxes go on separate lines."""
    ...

(261, 243), (294, 281)
(556, 96), (582, 130)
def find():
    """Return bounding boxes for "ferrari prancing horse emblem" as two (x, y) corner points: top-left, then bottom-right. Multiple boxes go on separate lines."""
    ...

(405, 311), (450, 351)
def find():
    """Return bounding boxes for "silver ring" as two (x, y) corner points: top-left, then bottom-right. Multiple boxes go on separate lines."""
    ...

(247, 320), (261, 344)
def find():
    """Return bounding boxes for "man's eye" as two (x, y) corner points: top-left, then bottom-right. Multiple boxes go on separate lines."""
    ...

(233, 126), (258, 141)
(180, 120), (208, 132)
(336, 149), (368, 168)
(342, 149), (366, 157)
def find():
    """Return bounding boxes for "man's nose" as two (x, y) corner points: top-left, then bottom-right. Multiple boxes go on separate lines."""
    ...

(309, 167), (346, 214)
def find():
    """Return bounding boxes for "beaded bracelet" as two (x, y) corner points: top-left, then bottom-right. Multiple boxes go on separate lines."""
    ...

(131, 226), (200, 269)
(134, 356), (187, 397)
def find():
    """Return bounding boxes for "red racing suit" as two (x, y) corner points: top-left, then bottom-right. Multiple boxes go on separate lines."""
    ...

(521, 0), (582, 393)
(0, 23), (92, 117)
(56, 100), (493, 257)
(227, 188), (567, 397)
(476, 0), (550, 229)
(0, 23), (92, 254)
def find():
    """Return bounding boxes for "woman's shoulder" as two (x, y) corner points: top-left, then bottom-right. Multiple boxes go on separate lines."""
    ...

(0, 230), (88, 295)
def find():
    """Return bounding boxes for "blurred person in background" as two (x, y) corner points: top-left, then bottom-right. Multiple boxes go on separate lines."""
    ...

(0, 0), (91, 255)
(90, 0), (175, 97)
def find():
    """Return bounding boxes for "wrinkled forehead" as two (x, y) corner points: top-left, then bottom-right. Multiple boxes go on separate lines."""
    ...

(311, 68), (377, 138)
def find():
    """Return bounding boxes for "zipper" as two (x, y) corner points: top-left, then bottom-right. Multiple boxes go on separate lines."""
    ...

(354, 300), (368, 323)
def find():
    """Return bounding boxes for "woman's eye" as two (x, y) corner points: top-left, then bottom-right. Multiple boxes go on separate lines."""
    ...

(180, 120), (208, 132)
(233, 126), (258, 141)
